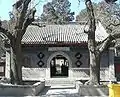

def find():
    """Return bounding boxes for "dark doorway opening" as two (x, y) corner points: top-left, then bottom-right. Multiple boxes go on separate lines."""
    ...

(50, 55), (69, 77)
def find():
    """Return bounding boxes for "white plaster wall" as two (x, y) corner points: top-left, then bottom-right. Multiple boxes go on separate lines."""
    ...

(22, 68), (46, 80)
(72, 68), (109, 81)
(20, 47), (110, 81)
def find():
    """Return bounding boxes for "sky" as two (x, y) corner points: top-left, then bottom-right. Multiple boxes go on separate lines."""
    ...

(0, 0), (100, 20)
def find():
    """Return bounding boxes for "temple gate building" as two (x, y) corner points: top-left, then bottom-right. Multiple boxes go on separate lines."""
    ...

(5, 21), (116, 83)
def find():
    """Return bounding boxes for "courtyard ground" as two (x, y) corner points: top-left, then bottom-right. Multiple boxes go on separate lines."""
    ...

(37, 84), (109, 97)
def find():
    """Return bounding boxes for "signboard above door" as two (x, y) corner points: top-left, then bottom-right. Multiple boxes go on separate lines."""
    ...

(48, 47), (70, 51)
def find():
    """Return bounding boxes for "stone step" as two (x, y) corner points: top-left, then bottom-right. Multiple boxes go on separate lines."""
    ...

(39, 94), (79, 97)
(50, 85), (75, 89)
(38, 85), (78, 96)
(39, 95), (108, 97)
(45, 78), (75, 86)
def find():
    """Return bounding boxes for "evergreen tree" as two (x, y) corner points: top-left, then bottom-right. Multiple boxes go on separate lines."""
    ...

(41, 0), (74, 24)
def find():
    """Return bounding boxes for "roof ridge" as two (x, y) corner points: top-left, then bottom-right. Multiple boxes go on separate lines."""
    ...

(31, 21), (90, 26)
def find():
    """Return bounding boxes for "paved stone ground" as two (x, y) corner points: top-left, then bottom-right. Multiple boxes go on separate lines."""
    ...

(78, 85), (109, 96)
(37, 85), (109, 97)
(37, 79), (109, 97)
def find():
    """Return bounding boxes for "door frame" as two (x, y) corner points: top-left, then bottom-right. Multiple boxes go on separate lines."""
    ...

(46, 51), (72, 78)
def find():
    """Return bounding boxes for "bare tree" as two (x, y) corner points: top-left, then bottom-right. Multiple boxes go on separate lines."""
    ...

(0, 0), (36, 85)
(85, 0), (120, 85)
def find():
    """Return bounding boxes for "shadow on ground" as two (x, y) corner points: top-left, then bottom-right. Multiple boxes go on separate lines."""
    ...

(78, 85), (109, 96)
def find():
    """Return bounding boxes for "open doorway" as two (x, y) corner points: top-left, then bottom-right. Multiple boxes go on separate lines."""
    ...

(50, 55), (69, 77)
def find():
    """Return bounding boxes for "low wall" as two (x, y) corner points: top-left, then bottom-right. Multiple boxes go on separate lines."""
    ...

(75, 81), (109, 96)
(0, 81), (45, 96)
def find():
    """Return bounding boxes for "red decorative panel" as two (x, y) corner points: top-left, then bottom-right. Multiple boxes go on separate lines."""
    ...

(116, 65), (120, 73)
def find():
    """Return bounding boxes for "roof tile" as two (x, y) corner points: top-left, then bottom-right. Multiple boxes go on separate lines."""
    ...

(22, 22), (109, 44)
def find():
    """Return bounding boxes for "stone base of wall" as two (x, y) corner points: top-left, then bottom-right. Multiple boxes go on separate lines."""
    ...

(0, 81), (45, 96)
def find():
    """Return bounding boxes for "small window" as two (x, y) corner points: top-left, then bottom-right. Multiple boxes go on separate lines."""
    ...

(23, 56), (31, 67)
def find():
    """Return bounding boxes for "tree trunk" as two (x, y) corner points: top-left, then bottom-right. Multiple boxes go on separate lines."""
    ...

(10, 38), (22, 85)
(89, 51), (101, 85)
(0, 0), (35, 85)
(85, 0), (101, 85)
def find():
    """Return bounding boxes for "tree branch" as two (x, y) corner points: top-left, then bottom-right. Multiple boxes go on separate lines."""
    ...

(13, 0), (23, 9)
(0, 27), (13, 40)
(31, 22), (46, 28)
(11, 0), (32, 38)
(98, 35), (113, 53)
(106, 22), (120, 29)
(98, 17), (120, 53)
(85, 0), (96, 33)
(85, 0), (96, 52)
(106, 19), (120, 32)
(112, 31), (120, 39)
(21, 8), (36, 36)
(16, 0), (31, 29)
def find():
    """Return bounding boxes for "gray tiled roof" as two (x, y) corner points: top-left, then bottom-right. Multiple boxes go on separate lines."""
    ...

(22, 22), (109, 44)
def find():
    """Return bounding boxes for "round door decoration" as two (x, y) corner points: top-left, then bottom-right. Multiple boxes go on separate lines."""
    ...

(75, 60), (82, 67)
(37, 52), (44, 59)
(37, 60), (44, 67)
(75, 53), (82, 59)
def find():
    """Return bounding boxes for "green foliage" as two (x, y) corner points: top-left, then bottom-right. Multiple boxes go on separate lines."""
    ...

(40, 0), (74, 24)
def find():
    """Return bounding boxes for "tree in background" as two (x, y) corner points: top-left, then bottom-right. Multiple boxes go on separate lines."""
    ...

(84, 0), (120, 85)
(0, 20), (8, 57)
(0, 34), (5, 57)
(40, 0), (74, 24)
(76, 2), (98, 21)
(76, 0), (120, 30)
(0, 0), (36, 85)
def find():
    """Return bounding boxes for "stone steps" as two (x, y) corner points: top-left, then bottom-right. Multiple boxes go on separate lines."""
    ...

(39, 94), (79, 97)
(39, 95), (108, 97)
(45, 78), (76, 86)
(38, 85), (78, 96)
